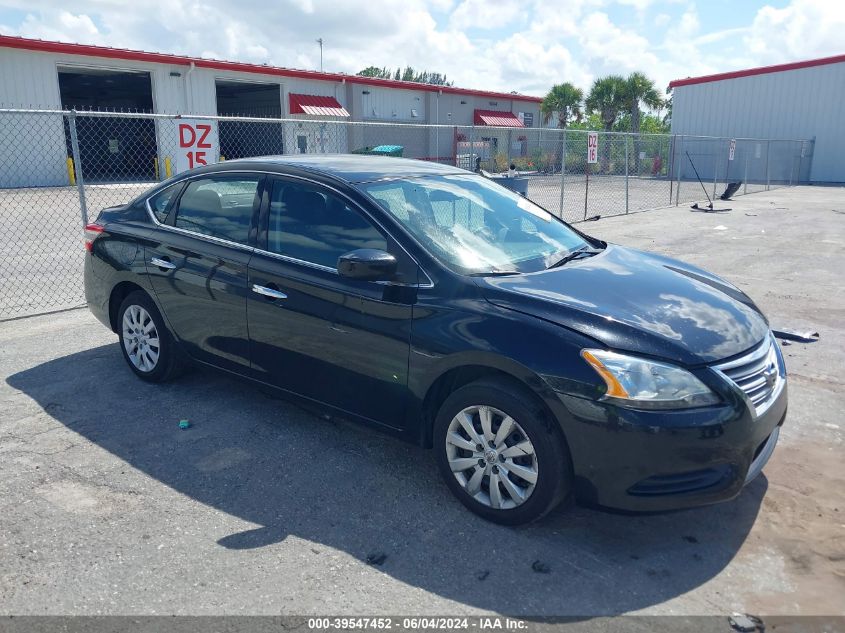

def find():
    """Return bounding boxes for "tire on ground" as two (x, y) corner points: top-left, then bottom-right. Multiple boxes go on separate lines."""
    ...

(433, 376), (572, 525)
(117, 290), (182, 383)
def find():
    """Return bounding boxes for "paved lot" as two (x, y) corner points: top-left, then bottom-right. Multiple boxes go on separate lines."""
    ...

(1, 186), (843, 617)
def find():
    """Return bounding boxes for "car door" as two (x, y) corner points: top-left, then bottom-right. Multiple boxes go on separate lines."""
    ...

(247, 176), (418, 429)
(145, 173), (263, 372)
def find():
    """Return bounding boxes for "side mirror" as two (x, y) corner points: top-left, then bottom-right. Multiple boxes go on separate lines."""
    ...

(337, 249), (398, 282)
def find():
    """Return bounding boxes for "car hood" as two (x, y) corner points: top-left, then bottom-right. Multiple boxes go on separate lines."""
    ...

(475, 244), (769, 366)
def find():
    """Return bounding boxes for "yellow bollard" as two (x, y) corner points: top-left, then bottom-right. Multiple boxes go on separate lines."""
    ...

(154, 156), (160, 181)
(164, 157), (172, 179)
(66, 157), (76, 186)
(220, 155), (226, 162)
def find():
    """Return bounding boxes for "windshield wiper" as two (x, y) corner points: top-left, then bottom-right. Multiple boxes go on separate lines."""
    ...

(547, 246), (602, 269)
(467, 270), (520, 277)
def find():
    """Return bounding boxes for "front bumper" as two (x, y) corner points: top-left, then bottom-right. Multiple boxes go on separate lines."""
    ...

(551, 369), (787, 513)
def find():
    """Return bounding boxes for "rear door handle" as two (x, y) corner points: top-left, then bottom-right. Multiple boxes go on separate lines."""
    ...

(252, 284), (288, 300)
(150, 256), (176, 270)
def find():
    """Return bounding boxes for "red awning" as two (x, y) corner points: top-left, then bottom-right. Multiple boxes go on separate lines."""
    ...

(289, 93), (350, 117)
(473, 109), (524, 127)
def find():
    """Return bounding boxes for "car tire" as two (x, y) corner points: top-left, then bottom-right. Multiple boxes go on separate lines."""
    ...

(434, 377), (572, 525)
(117, 290), (181, 383)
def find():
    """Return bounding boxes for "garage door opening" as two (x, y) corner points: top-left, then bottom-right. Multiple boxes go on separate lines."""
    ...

(58, 67), (157, 183)
(216, 80), (284, 159)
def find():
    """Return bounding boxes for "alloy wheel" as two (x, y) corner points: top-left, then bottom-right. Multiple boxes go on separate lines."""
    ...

(122, 304), (160, 372)
(445, 405), (538, 510)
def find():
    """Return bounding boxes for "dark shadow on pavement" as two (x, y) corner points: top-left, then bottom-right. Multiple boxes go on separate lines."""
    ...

(7, 344), (767, 617)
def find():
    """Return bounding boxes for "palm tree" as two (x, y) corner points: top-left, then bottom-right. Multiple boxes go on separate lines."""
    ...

(541, 82), (584, 129)
(585, 75), (626, 172)
(541, 82), (584, 172)
(624, 72), (663, 173)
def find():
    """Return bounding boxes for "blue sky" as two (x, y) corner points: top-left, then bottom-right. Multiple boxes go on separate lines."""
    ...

(0, 0), (842, 97)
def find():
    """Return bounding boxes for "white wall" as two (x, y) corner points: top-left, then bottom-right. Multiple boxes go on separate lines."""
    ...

(671, 62), (845, 183)
(0, 45), (541, 185)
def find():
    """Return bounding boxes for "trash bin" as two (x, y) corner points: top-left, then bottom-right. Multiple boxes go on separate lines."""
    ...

(489, 175), (529, 196)
(351, 145), (404, 157)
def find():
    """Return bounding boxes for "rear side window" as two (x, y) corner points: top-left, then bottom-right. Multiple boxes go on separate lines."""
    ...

(148, 183), (181, 223)
(174, 177), (261, 244)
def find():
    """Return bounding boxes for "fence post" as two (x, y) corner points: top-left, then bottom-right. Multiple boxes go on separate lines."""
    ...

(468, 125), (475, 171)
(765, 141), (771, 191)
(675, 135), (683, 206)
(805, 137), (816, 184)
(67, 110), (89, 228)
(558, 129), (567, 218)
(668, 134), (676, 205)
(743, 152), (748, 195)
(713, 148), (719, 201)
(624, 134), (629, 214)
(796, 142), (803, 186)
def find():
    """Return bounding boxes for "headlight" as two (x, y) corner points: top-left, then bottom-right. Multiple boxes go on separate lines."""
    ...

(581, 349), (720, 409)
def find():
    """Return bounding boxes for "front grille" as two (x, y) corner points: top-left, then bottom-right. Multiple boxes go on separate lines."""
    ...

(713, 335), (783, 414)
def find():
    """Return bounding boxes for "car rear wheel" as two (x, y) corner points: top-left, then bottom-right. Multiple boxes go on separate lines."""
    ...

(434, 378), (572, 525)
(117, 291), (181, 382)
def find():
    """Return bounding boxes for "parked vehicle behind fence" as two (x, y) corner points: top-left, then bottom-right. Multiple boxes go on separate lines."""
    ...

(84, 155), (786, 524)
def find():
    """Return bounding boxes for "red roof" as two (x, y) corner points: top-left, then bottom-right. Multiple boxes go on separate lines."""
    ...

(0, 35), (542, 103)
(474, 109), (524, 127)
(669, 53), (845, 88)
(289, 94), (349, 117)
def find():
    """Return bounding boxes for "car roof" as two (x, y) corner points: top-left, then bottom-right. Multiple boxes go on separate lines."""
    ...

(220, 154), (468, 183)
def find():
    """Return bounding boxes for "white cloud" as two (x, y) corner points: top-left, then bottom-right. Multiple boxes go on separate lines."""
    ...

(18, 11), (101, 43)
(654, 13), (671, 27)
(0, 0), (844, 101)
(449, 0), (524, 30)
(743, 0), (845, 63)
(616, 0), (656, 10)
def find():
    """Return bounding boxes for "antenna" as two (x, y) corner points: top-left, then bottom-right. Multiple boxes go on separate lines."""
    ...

(316, 38), (323, 72)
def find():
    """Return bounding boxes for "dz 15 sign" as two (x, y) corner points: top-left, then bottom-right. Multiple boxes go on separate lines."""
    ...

(176, 122), (216, 174)
(587, 132), (598, 164)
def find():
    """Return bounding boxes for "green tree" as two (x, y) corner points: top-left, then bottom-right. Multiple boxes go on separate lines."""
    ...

(356, 66), (392, 79)
(585, 75), (627, 172)
(567, 112), (603, 131)
(623, 72), (663, 173)
(623, 72), (662, 136)
(541, 82), (584, 171)
(540, 82), (584, 129)
(662, 88), (673, 127)
(356, 66), (452, 86)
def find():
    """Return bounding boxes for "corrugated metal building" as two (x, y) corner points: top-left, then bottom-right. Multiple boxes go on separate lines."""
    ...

(0, 35), (542, 186)
(670, 54), (845, 183)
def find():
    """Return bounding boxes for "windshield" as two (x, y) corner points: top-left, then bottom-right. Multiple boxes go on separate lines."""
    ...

(360, 174), (592, 274)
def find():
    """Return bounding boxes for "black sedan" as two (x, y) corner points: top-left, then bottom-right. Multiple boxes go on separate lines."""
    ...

(84, 155), (786, 524)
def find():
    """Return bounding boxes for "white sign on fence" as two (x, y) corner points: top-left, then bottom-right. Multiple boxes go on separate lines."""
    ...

(587, 131), (598, 164)
(728, 139), (736, 161)
(175, 121), (216, 174)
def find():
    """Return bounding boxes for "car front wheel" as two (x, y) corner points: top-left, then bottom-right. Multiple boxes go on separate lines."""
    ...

(434, 378), (572, 525)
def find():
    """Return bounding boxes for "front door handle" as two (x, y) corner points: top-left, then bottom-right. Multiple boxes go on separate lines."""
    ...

(252, 284), (288, 300)
(150, 256), (176, 270)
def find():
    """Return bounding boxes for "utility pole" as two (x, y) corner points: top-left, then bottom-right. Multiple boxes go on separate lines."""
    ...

(316, 38), (323, 72)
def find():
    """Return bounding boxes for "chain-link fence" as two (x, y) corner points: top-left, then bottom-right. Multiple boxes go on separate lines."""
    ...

(0, 108), (814, 319)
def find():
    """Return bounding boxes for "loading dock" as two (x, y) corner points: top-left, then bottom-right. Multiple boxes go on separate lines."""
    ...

(215, 80), (284, 159)
(58, 67), (157, 182)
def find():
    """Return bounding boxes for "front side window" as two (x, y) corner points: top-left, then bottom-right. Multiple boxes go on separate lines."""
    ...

(267, 179), (387, 269)
(360, 174), (590, 274)
(174, 177), (260, 244)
